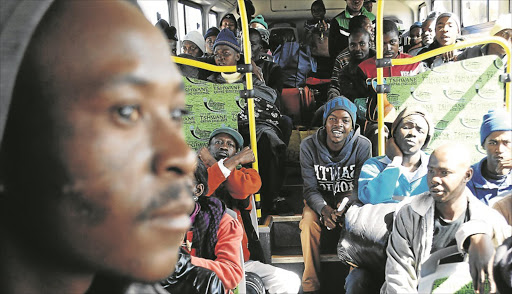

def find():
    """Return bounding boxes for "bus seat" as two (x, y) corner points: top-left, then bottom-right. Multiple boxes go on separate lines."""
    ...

(225, 208), (247, 294)
(281, 87), (315, 126)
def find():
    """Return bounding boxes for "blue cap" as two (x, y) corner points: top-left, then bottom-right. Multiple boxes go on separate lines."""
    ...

(323, 96), (357, 128)
(411, 21), (422, 30)
(480, 109), (512, 146)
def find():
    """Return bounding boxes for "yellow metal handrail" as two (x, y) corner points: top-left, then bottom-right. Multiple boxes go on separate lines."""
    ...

(376, 0), (385, 155)
(375, 1), (511, 156)
(171, 0), (261, 218)
(172, 56), (237, 73)
(237, 0), (262, 219)
(392, 36), (511, 111)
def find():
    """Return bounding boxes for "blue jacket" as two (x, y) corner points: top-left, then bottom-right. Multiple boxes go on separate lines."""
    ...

(467, 158), (512, 205)
(358, 152), (430, 204)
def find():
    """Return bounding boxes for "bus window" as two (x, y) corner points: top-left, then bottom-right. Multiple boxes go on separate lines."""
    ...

(418, 3), (428, 22)
(462, 0), (488, 26)
(137, 0), (169, 25)
(209, 11), (218, 28)
(489, 0), (511, 22)
(432, 0), (453, 13)
(177, 1), (203, 44)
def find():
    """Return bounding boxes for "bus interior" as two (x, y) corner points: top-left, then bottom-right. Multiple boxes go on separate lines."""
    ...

(137, 1), (511, 293)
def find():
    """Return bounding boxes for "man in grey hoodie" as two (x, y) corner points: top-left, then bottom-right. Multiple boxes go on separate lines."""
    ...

(299, 96), (372, 293)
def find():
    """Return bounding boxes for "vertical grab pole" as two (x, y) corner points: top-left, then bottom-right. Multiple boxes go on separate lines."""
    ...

(376, 0), (385, 156)
(238, 0), (261, 220)
(506, 54), (511, 113)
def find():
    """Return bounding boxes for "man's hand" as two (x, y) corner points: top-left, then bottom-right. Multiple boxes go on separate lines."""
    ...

(251, 60), (264, 82)
(385, 137), (403, 163)
(468, 234), (497, 294)
(496, 157), (512, 175)
(320, 205), (343, 230)
(442, 50), (455, 62)
(198, 147), (217, 167)
(224, 147), (255, 170)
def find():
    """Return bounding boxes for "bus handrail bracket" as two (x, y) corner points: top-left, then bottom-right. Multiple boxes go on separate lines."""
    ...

(500, 73), (511, 83)
(237, 64), (253, 73)
(240, 89), (255, 99)
(376, 57), (392, 68)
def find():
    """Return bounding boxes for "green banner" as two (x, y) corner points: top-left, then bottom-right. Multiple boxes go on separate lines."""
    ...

(182, 77), (244, 151)
(386, 55), (507, 163)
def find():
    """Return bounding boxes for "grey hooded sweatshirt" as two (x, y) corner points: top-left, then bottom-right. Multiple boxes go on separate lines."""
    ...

(300, 127), (372, 215)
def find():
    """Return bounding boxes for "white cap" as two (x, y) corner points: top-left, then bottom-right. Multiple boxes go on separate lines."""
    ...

(490, 13), (512, 36)
(183, 31), (206, 53)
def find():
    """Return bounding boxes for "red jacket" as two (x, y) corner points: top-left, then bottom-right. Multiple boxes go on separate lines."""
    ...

(189, 213), (244, 291)
(206, 162), (262, 262)
(358, 53), (422, 78)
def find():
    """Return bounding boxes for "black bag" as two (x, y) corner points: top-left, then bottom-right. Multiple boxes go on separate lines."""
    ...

(245, 272), (266, 294)
(337, 202), (397, 273)
(161, 248), (226, 294)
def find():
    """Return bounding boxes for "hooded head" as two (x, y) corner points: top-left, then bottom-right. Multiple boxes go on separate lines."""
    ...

(183, 30), (205, 56)
(391, 106), (433, 150)
(220, 13), (237, 33)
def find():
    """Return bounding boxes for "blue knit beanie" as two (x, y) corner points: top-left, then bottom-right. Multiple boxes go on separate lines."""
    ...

(480, 109), (512, 146)
(323, 96), (357, 128)
(209, 127), (244, 150)
(204, 27), (220, 40)
(213, 28), (241, 53)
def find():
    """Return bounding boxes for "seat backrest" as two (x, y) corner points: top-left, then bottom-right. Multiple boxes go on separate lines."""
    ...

(225, 208), (247, 294)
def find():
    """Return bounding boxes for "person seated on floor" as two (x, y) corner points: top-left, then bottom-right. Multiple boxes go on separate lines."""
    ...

(0, 1), (197, 293)
(456, 13), (511, 62)
(198, 127), (301, 294)
(299, 97), (372, 293)
(359, 106), (433, 205)
(382, 143), (512, 294)
(181, 159), (244, 292)
(418, 12), (463, 68)
(204, 27), (220, 56)
(207, 28), (289, 217)
(467, 109), (512, 206)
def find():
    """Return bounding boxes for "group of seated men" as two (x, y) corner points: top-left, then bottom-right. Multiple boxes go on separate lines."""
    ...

(1, 1), (511, 294)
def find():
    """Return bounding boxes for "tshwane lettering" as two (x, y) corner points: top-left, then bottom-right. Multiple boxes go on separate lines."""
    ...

(182, 77), (242, 150)
(387, 55), (504, 163)
(199, 113), (228, 123)
(314, 164), (356, 194)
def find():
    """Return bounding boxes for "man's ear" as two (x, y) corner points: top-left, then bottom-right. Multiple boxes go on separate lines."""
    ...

(235, 53), (241, 62)
(464, 167), (473, 183)
(194, 183), (204, 197)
